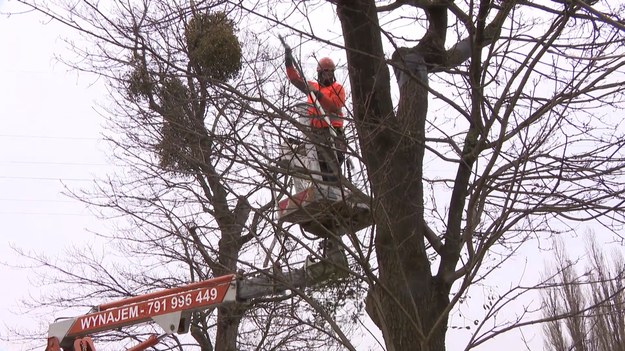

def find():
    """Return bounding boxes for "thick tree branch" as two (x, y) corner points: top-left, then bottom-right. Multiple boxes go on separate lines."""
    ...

(443, 0), (518, 71)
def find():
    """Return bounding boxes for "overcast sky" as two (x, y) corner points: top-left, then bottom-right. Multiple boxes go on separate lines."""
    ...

(1, 2), (111, 349)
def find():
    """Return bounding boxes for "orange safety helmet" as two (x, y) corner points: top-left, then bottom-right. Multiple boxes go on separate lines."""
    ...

(317, 57), (336, 72)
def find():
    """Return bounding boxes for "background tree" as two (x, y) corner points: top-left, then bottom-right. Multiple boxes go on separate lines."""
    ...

(541, 236), (625, 351)
(11, 0), (625, 350)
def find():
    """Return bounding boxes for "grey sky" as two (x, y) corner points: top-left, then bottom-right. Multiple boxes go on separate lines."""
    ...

(1, 2), (109, 349)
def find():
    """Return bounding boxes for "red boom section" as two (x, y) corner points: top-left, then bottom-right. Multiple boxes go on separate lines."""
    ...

(99, 274), (235, 311)
(63, 274), (235, 338)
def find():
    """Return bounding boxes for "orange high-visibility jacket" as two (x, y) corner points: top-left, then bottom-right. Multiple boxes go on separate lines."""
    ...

(286, 66), (345, 128)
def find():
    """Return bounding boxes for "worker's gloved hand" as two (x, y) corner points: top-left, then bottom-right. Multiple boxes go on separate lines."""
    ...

(285, 46), (294, 67)
(308, 84), (322, 98)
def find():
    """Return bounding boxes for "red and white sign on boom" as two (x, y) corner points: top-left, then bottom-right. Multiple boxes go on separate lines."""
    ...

(58, 274), (237, 338)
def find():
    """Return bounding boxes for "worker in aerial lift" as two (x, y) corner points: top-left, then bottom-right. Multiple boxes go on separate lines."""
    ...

(284, 46), (346, 183)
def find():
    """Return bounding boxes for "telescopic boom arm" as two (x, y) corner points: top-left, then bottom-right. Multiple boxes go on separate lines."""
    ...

(46, 274), (237, 351)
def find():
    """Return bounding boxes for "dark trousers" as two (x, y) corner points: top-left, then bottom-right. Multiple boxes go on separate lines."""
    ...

(310, 127), (345, 182)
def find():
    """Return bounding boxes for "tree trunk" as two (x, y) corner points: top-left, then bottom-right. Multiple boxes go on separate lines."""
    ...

(215, 305), (245, 351)
(337, 1), (451, 350)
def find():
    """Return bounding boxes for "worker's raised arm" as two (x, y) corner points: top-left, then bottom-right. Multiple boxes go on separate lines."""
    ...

(285, 48), (308, 93)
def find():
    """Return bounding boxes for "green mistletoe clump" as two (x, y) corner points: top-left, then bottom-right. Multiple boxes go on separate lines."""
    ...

(185, 11), (242, 81)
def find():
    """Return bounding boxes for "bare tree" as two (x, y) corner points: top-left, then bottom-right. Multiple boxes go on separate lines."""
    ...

(11, 0), (625, 350)
(542, 236), (625, 351)
(12, 1), (370, 350)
